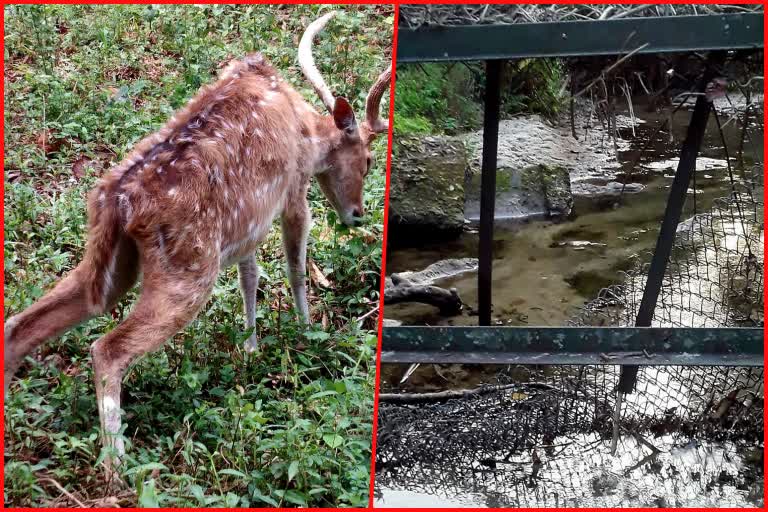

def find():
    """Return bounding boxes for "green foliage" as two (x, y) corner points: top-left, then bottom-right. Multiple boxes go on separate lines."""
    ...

(394, 63), (482, 136)
(394, 59), (567, 136)
(4, 4), (391, 508)
(500, 58), (567, 121)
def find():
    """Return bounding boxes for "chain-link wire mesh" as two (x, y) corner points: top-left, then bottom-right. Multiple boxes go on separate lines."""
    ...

(376, 364), (763, 507)
(399, 4), (764, 28)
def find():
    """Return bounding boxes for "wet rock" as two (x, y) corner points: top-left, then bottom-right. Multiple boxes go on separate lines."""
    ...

(572, 179), (645, 199)
(385, 258), (478, 289)
(389, 135), (468, 242)
(465, 163), (573, 221)
(549, 240), (607, 251)
(465, 115), (627, 177)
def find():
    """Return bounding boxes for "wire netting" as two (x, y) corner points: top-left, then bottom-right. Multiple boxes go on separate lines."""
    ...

(376, 364), (763, 507)
(399, 4), (764, 28)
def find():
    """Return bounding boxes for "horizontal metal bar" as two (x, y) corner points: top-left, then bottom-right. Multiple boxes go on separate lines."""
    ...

(398, 13), (763, 62)
(381, 327), (764, 366)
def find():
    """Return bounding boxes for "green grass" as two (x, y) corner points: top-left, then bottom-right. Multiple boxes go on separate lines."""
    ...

(3, 4), (392, 508)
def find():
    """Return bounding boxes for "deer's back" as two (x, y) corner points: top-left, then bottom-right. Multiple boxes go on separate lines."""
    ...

(89, 54), (319, 268)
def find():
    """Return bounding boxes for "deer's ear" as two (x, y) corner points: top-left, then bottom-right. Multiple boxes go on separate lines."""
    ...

(332, 97), (357, 133)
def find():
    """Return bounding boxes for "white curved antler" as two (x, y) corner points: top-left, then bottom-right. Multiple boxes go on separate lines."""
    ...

(298, 11), (337, 114)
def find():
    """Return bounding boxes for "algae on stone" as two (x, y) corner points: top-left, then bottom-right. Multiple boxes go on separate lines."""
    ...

(465, 163), (572, 221)
(389, 135), (469, 239)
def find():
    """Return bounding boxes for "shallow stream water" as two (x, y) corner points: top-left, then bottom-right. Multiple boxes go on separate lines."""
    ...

(384, 104), (762, 328)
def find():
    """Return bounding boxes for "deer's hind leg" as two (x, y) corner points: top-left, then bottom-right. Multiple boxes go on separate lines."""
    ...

(4, 235), (139, 397)
(90, 259), (216, 472)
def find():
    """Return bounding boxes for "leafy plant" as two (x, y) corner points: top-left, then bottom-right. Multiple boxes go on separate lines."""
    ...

(394, 58), (567, 136)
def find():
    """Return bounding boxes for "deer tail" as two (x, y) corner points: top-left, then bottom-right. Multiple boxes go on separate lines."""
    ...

(83, 182), (125, 313)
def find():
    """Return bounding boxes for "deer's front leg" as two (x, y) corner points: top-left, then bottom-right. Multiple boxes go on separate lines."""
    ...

(281, 196), (311, 323)
(238, 255), (260, 352)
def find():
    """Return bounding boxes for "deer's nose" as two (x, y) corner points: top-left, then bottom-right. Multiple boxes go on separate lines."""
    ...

(351, 208), (364, 226)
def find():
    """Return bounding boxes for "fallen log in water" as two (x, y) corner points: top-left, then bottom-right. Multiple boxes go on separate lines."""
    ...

(383, 259), (476, 316)
(384, 274), (463, 315)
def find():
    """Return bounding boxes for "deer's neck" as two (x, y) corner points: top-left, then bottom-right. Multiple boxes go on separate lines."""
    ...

(304, 113), (342, 176)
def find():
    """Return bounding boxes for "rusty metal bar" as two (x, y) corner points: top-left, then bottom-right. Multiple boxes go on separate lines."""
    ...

(380, 326), (763, 366)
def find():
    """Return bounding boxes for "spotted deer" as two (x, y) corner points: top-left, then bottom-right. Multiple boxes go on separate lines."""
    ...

(3, 11), (390, 474)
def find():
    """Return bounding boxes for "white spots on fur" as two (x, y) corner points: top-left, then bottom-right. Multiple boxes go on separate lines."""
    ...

(98, 191), (106, 206)
(117, 193), (132, 221)
(168, 188), (177, 197)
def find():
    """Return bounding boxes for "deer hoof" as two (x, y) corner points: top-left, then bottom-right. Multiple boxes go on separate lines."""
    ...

(103, 466), (129, 493)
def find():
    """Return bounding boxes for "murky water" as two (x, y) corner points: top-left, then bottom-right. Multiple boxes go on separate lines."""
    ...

(384, 105), (762, 328)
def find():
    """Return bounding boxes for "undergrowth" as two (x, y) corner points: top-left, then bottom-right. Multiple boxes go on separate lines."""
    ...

(394, 59), (567, 136)
(3, 4), (392, 508)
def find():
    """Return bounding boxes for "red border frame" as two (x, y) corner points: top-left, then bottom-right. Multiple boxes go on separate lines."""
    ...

(1, 1), (766, 511)
(368, 2), (398, 509)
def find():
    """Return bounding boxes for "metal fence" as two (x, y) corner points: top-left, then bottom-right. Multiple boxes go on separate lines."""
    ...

(377, 10), (763, 508)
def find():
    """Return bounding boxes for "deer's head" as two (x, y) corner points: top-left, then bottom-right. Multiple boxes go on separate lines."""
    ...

(299, 12), (390, 226)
